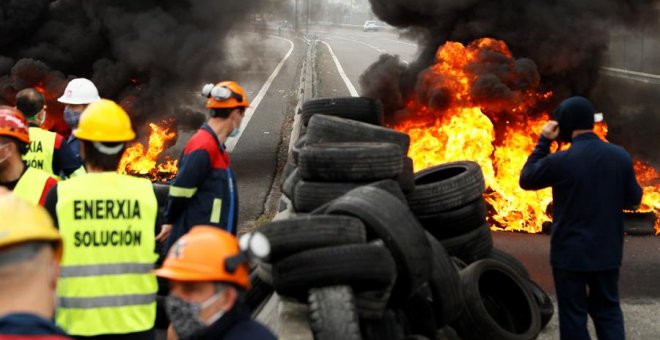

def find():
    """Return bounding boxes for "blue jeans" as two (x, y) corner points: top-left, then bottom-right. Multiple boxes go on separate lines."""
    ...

(553, 268), (624, 340)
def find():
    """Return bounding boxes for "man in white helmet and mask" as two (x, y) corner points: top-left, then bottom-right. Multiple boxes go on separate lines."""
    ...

(57, 78), (101, 167)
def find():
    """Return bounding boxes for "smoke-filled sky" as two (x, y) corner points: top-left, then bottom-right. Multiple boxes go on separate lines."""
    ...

(360, 0), (659, 164)
(362, 0), (659, 112)
(0, 0), (266, 132)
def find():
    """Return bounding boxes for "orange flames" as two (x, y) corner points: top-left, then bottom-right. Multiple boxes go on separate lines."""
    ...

(118, 121), (178, 182)
(393, 38), (659, 234)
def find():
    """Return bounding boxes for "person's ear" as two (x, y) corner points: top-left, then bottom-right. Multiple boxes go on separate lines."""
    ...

(219, 286), (237, 311)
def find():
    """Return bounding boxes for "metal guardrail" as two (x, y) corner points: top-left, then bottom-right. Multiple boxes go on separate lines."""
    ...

(600, 67), (660, 85)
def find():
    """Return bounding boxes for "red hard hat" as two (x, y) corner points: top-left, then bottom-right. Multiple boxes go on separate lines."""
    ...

(0, 106), (30, 144)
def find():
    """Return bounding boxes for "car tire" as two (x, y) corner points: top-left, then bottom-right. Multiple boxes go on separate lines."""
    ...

(309, 286), (362, 340)
(302, 97), (384, 126)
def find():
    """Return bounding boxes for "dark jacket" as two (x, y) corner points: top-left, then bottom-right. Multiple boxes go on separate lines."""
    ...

(520, 133), (643, 271)
(0, 313), (71, 339)
(193, 301), (276, 340)
(164, 124), (239, 251)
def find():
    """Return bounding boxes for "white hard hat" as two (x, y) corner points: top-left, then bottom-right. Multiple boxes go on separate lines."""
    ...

(57, 78), (101, 105)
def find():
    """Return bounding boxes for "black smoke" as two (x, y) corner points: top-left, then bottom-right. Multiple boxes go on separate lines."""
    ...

(361, 0), (659, 118)
(0, 0), (266, 134)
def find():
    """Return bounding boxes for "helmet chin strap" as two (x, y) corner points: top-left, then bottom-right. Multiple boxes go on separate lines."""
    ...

(93, 142), (124, 155)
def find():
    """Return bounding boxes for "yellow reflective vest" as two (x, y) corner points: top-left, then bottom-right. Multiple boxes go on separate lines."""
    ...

(13, 167), (56, 206)
(23, 127), (56, 176)
(55, 172), (158, 336)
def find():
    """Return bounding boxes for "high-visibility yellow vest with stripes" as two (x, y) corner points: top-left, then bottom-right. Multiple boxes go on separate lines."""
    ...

(13, 167), (55, 205)
(55, 172), (158, 336)
(23, 127), (56, 176)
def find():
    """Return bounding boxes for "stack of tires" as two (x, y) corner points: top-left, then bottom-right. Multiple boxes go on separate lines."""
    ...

(282, 97), (414, 213)
(264, 97), (553, 340)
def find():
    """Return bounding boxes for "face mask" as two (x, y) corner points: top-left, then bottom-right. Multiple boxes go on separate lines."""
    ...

(36, 110), (46, 126)
(165, 292), (223, 339)
(229, 127), (240, 138)
(63, 108), (81, 129)
(0, 144), (10, 165)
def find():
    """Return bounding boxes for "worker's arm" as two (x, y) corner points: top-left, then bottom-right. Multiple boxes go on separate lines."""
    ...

(519, 135), (557, 190)
(54, 134), (82, 177)
(44, 184), (59, 228)
(163, 150), (211, 224)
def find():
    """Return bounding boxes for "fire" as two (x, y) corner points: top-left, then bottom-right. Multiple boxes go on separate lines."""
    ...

(118, 121), (178, 182)
(393, 38), (659, 233)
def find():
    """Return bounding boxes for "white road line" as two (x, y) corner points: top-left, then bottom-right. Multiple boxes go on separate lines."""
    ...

(321, 41), (359, 97)
(225, 36), (295, 152)
(330, 35), (386, 53)
(379, 37), (417, 47)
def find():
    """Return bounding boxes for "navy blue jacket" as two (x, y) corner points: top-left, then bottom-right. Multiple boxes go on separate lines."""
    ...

(0, 313), (71, 339)
(66, 135), (82, 167)
(164, 124), (239, 250)
(520, 133), (642, 271)
(193, 301), (276, 340)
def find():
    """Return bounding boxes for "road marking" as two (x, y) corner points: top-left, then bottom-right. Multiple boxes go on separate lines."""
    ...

(379, 37), (417, 47)
(321, 41), (359, 97)
(225, 36), (295, 152)
(330, 35), (386, 53)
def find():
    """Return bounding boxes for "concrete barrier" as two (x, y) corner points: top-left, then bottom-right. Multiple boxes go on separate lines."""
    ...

(254, 36), (317, 340)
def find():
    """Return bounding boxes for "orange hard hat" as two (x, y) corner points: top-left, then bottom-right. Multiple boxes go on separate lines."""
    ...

(203, 81), (249, 109)
(154, 226), (250, 289)
(0, 106), (30, 144)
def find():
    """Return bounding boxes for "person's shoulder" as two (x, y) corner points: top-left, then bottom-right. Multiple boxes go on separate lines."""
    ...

(599, 140), (633, 160)
(184, 129), (218, 155)
(225, 319), (277, 340)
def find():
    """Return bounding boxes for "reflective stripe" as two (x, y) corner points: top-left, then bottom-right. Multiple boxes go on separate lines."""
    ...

(60, 263), (154, 278)
(169, 186), (197, 198)
(58, 293), (156, 309)
(210, 198), (222, 223)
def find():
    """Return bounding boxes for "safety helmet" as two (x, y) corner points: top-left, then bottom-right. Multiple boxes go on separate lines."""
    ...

(203, 81), (250, 109)
(0, 106), (30, 144)
(57, 78), (101, 105)
(0, 193), (62, 259)
(154, 226), (251, 289)
(74, 99), (136, 142)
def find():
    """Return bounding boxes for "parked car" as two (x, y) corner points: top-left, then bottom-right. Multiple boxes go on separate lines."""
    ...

(363, 20), (379, 32)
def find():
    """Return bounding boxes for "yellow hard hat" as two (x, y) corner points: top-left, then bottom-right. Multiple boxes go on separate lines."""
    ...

(73, 99), (136, 142)
(0, 193), (62, 259)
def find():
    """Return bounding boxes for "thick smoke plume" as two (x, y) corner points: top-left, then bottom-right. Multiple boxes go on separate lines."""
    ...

(360, 0), (659, 164)
(0, 0), (265, 135)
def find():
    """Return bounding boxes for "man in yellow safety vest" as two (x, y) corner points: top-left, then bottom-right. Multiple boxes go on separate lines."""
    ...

(16, 88), (80, 178)
(43, 99), (159, 339)
(0, 106), (57, 206)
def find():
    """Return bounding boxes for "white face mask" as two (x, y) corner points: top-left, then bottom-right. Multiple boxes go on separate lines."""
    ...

(0, 144), (10, 165)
